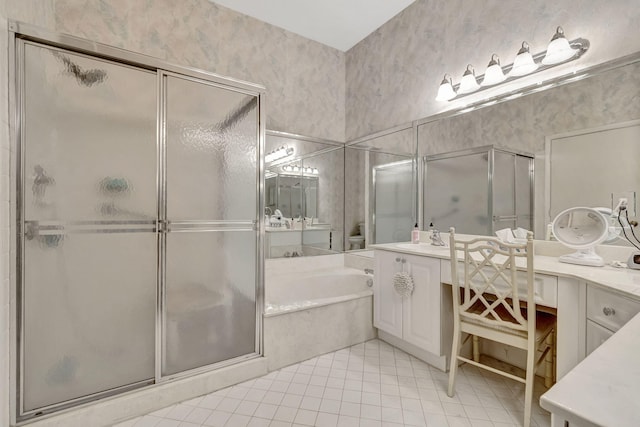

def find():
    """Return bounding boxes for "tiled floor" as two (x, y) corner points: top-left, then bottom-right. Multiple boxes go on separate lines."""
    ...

(114, 339), (551, 427)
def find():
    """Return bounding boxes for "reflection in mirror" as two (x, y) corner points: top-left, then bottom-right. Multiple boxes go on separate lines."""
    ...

(345, 126), (417, 251)
(547, 121), (639, 247)
(421, 146), (533, 236)
(417, 53), (640, 243)
(265, 131), (344, 258)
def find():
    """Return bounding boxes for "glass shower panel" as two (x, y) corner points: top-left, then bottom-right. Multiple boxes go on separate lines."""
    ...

(20, 42), (157, 413)
(493, 151), (516, 229)
(424, 153), (490, 235)
(516, 155), (533, 230)
(23, 233), (156, 411)
(165, 75), (258, 221)
(374, 160), (413, 244)
(163, 231), (257, 376)
(23, 43), (157, 222)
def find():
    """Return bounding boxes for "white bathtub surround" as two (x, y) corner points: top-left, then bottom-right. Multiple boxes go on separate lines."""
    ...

(265, 253), (345, 276)
(344, 250), (374, 271)
(265, 267), (372, 315)
(541, 310), (640, 426)
(24, 357), (267, 427)
(264, 255), (376, 371)
(121, 339), (551, 427)
(264, 296), (375, 371)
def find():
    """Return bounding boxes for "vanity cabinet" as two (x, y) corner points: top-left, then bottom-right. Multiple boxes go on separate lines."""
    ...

(374, 250), (445, 358)
(585, 284), (640, 355)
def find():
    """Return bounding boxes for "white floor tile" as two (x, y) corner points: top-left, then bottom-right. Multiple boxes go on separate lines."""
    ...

(203, 410), (232, 427)
(127, 340), (551, 427)
(318, 398), (340, 415)
(254, 403), (279, 420)
(184, 407), (213, 424)
(315, 412), (338, 427)
(293, 409), (317, 426)
(273, 406), (297, 423)
(225, 413), (251, 427)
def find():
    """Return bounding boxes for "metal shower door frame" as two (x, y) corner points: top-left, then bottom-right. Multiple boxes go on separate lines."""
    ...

(421, 145), (534, 236)
(9, 21), (266, 422)
(371, 159), (416, 245)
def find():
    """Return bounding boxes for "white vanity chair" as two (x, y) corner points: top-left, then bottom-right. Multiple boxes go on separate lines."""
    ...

(447, 228), (556, 427)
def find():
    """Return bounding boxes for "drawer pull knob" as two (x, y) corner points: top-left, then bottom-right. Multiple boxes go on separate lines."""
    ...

(395, 257), (406, 264)
(603, 307), (616, 316)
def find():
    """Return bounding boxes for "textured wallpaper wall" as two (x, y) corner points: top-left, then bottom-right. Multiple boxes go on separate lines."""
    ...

(346, 0), (640, 140)
(417, 60), (640, 237)
(7, 0), (346, 142)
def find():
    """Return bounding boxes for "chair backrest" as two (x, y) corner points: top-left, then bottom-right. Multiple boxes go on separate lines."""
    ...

(449, 227), (535, 335)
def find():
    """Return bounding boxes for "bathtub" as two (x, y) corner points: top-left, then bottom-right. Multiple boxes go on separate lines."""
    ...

(263, 258), (377, 370)
(265, 267), (373, 316)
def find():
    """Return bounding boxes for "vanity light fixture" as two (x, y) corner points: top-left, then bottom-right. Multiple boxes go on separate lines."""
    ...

(481, 54), (507, 86)
(458, 65), (480, 94)
(542, 26), (578, 65)
(435, 26), (589, 102)
(435, 74), (457, 101)
(282, 165), (319, 175)
(509, 42), (539, 77)
(265, 145), (294, 163)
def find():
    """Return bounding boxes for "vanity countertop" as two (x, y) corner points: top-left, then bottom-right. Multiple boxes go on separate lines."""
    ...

(371, 241), (640, 300)
(539, 310), (640, 427)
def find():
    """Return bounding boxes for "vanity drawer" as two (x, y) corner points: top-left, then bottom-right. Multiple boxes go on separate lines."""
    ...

(586, 285), (640, 332)
(440, 260), (557, 308)
(586, 320), (614, 356)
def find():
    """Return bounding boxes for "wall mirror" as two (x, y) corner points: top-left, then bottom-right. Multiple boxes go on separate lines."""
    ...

(546, 120), (640, 247)
(265, 131), (344, 258)
(344, 126), (417, 252)
(417, 52), (640, 244)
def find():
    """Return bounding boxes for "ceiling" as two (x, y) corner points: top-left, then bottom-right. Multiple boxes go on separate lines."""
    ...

(210, 0), (416, 52)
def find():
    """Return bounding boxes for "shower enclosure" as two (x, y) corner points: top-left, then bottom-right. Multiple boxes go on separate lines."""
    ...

(12, 24), (264, 421)
(372, 160), (414, 244)
(422, 146), (534, 235)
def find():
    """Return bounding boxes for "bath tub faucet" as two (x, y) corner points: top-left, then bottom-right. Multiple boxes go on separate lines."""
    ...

(364, 268), (374, 275)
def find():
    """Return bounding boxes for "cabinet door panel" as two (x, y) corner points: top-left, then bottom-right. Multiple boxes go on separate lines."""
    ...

(586, 320), (614, 356)
(373, 251), (403, 338)
(403, 255), (441, 353)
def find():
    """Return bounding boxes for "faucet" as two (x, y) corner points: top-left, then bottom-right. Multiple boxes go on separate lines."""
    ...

(430, 228), (446, 246)
(364, 268), (374, 275)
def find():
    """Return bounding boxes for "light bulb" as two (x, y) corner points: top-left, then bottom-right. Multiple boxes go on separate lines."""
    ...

(509, 42), (539, 77)
(435, 74), (457, 101)
(481, 54), (506, 86)
(458, 65), (480, 94)
(542, 26), (578, 65)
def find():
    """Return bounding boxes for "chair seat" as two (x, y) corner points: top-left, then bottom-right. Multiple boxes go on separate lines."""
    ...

(462, 299), (556, 342)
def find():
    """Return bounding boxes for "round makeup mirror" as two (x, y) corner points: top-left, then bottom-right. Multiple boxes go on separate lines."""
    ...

(552, 207), (609, 267)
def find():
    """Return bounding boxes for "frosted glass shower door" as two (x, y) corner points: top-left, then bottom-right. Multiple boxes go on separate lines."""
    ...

(373, 160), (414, 244)
(20, 42), (157, 413)
(424, 152), (490, 235)
(162, 74), (259, 376)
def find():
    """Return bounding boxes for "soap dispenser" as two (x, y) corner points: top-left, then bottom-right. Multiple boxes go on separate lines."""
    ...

(411, 223), (420, 244)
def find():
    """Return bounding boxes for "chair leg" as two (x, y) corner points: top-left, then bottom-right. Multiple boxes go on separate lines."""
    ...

(472, 335), (480, 362)
(523, 340), (536, 427)
(448, 325), (461, 397)
(553, 327), (557, 383)
(545, 329), (555, 388)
